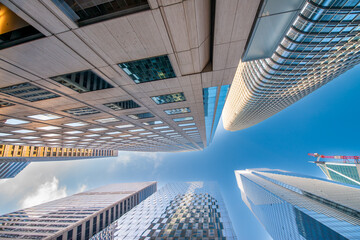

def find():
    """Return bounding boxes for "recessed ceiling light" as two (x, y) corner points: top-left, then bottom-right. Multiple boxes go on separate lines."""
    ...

(28, 113), (62, 121)
(5, 119), (30, 125)
(64, 136), (80, 139)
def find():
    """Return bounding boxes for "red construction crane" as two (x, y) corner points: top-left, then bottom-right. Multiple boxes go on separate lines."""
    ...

(309, 153), (360, 163)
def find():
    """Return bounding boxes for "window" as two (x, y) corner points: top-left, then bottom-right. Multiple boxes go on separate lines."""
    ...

(37, 126), (61, 130)
(105, 210), (109, 226)
(63, 107), (100, 116)
(106, 131), (122, 135)
(65, 131), (83, 134)
(0, 100), (14, 108)
(173, 117), (193, 122)
(0, 133), (12, 136)
(0, 4), (44, 49)
(153, 126), (169, 130)
(93, 217), (97, 235)
(27, 113), (62, 121)
(11, 129), (36, 134)
(128, 112), (154, 119)
(143, 121), (163, 126)
(52, 0), (149, 26)
(160, 130), (174, 133)
(178, 123), (195, 127)
(76, 225), (82, 240)
(85, 221), (90, 240)
(164, 107), (191, 115)
(129, 128), (145, 132)
(67, 229), (73, 240)
(104, 100), (140, 111)
(119, 55), (176, 83)
(183, 127), (197, 130)
(64, 122), (88, 127)
(0, 82), (59, 102)
(151, 92), (186, 105)
(94, 118), (119, 123)
(51, 70), (113, 93)
(116, 124), (134, 129)
(89, 128), (108, 132)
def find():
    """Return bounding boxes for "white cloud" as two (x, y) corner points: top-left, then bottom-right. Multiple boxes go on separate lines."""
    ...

(111, 151), (164, 170)
(21, 177), (67, 208)
(77, 184), (87, 193)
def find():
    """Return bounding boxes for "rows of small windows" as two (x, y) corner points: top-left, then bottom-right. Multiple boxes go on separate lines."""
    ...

(0, 144), (113, 158)
(0, 99), (194, 148)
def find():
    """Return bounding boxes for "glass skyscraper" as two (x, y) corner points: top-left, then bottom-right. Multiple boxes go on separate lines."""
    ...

(236, 169), (360, 240)
(0, 160), (30, 179)
(0, 182), (156, 239)
(92, 182), (237, 240)
(314, 160), (360, 186)
(224, 0), (360, 131)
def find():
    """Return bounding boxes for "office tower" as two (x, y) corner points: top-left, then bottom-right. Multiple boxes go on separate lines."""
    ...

(235, 169), (360, 240)
(223, 0), (360, 131)
(0, 182), (156, 239)
(92, 182), (237, 239)
(0, 144), (117, 179)
(0, 0), (260, 152)
(314, 159), (360, 186)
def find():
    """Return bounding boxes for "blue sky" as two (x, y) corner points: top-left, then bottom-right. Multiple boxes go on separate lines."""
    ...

(1, 64), (360, 239)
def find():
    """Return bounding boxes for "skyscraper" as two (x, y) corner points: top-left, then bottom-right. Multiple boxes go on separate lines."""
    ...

(0, 0), (261, 152)
(235, 169), (360, 240)
(0, 144), (118, 179)
(314, 159), (360, 186)
(0, 182), (156, 239)
(223, 0), (360, 131)
(92, 182), (237, 239)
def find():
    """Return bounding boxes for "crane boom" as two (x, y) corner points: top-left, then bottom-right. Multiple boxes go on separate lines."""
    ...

(309, 153), (360, 163)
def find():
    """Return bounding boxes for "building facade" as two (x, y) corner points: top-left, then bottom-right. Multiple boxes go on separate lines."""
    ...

(0, 144), (117, 179)
(0, 181), (156, 239)
(236, 169), (360, 240)
(92, 182), (237, 239)
(0, 0), (261, 152)
(314, 160), (360, 186)
(223, 0), (360, 131)
(0, 159), (30, 179)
